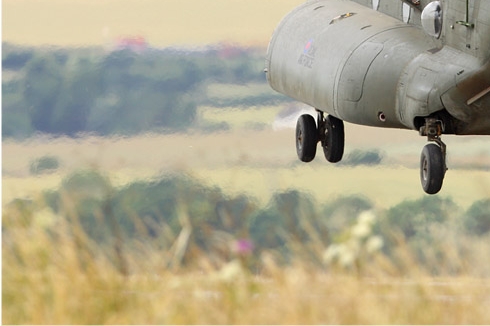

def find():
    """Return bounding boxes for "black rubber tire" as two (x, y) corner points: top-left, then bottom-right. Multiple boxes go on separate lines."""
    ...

(323, 115), (344, 163)
(296, 114), (317, 162)
(420, 143), (445, 195)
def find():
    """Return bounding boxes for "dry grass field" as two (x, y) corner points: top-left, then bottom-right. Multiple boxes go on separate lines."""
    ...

(4, 197), (490, 324)
(5, 234), (490, 324)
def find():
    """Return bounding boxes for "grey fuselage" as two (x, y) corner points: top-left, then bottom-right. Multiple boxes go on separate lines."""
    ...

(265, 0), (490, 135)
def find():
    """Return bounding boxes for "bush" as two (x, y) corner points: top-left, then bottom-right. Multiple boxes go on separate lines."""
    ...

(463, 199), (490, 236)
(321, 195), (374, 238)
(29, 155), (60, 175)
(342, 149), (383, 166)
(381, 196), (456, 239)
(248, 190), (323, 261)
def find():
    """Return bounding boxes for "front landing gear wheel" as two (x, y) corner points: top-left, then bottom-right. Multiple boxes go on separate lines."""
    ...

(296, 114), (317, 162)
(420, 143), (445, 194)
(322, 115), (344, 163)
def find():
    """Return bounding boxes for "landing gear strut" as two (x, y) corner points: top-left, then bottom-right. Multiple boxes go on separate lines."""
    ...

(295, 110), (344, 163)
(419, 118), (447, 194)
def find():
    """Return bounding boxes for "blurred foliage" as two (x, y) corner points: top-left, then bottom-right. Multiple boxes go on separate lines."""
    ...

(4, 169), (490, 276)
(249, 190), (324, 263)
(463, 199), (490, 236)
(342, 149), (384, 166)
(29, 155), (60, 175)
(382, 196), (456, 239)
(376, 196), (466, 274)
(40, 170), (259, 267)
(2, 43), (290, 138)
(321, 195), (373, 238)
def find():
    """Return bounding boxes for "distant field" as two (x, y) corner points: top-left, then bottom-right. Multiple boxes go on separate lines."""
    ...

(198, 104), (284, 129)
(3, 116), (490, 210)
(3, 0), (304, 47)
(206, 83), (280, 100)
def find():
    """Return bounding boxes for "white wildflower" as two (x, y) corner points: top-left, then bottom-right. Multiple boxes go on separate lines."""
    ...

(352, 210), (376, 239)
(218, 259), (245, 282)
(323, 210), (383, 270)
(323, 243), (356, 268)
(339, 249), (355, 268)
(366, 236), (384, 254)
(358, 210), (376, 225)
(351, 222), (371, 239)
(323, 243), (343, 263)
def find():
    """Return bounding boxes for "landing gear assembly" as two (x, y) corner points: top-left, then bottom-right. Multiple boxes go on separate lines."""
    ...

(295, 112), (449, 195)
(295, 110), (344, 163)
(419, 118), (447, 195)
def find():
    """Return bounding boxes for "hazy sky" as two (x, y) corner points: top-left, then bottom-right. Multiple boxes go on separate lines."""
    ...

(3, 0), (304, 47)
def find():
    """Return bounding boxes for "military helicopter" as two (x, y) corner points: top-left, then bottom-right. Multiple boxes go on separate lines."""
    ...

(265, 0), (490, 194)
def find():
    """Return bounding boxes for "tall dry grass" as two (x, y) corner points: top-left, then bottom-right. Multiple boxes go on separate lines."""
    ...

(3, 195), (490, 324)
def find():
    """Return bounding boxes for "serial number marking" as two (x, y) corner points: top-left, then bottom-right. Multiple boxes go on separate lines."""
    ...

(298, 39), (317, 68)
(298, 54), (314, 68)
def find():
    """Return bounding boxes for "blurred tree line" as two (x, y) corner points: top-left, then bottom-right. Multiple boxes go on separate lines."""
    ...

(4, 170), (490, 275)
(2, 43), (284, 138)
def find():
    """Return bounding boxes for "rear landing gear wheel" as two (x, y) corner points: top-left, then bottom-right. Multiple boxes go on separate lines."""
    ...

(296, 114), (317, 162)
(420, 143), (445, 195)
(322, 115), (344, 163)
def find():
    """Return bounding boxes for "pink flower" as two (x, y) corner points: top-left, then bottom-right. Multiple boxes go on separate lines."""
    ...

(234, 239), (254, 255)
